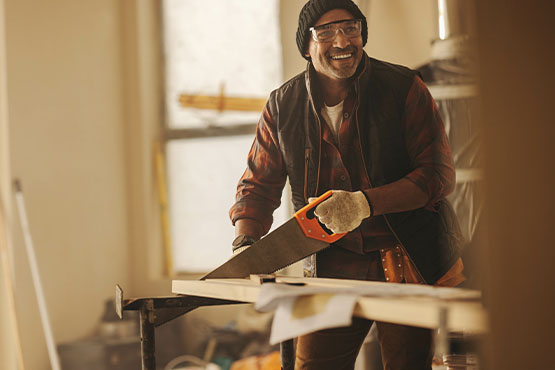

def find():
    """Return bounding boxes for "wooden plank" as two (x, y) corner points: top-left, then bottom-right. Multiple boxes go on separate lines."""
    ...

(178, 94), (267, 112)
(354, 297), (487, 333)
(428, 84), (479, 100)
(275, 276), (481, 300)
(172, 278), (260, 302)
(164, 124), (256, 140)
(278, 277), (488, 332)
(172, 277), (488, 333)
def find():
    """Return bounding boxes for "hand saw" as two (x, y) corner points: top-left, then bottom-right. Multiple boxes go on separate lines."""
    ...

(202, 190), (346, 280)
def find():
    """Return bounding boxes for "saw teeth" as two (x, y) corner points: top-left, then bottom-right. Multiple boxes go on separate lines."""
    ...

(272, 244), (332, 275)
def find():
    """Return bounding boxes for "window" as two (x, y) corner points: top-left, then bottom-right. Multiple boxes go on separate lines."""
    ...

(162, 0), (289, 273)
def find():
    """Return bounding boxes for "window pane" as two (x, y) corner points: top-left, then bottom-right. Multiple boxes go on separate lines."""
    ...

(167, 136), (291, 272)
(162, 0), (283, 128)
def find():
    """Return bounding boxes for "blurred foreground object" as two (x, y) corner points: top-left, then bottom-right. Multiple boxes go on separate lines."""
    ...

(230, 351), (280, 370)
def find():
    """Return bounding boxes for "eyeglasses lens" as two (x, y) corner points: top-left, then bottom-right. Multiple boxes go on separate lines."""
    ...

(313, 20), (361, 42)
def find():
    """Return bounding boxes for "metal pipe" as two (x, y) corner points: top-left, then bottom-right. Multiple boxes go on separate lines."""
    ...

(434, 0), (477, 40)
(14, 180), (61, 370)
(435, 307), (449, 357)
(140, 299), (156, 370)
(280, 339), (295, 370)
(438, 0), (449, 40)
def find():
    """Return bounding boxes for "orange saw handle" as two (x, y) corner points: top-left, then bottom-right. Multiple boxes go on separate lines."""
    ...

(294, 190), (347, 243)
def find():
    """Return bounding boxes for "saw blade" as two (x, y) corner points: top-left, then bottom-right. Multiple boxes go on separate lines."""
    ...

(202, 218), (329, 280)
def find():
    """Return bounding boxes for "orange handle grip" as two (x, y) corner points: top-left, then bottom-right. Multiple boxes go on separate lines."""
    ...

(293, 190), (347, 243)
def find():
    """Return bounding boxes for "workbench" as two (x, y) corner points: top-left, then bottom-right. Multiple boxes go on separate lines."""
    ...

(117, 276), (487, 370)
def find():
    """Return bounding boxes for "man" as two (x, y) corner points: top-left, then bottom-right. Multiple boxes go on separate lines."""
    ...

(229, 0), (465, 368)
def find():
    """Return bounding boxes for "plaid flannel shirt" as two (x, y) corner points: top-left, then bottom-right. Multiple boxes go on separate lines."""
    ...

(230, 75), (464, 285)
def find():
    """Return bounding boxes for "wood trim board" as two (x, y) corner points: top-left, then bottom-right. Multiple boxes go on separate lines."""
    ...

(172, 276), (487, 334)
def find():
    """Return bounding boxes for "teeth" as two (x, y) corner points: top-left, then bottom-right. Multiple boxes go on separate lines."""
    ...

(331, 53), (352, 60)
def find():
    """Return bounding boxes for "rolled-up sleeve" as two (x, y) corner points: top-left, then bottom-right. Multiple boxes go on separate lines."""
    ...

(229, 94), (287, 234)
(403, 76), (456, 209)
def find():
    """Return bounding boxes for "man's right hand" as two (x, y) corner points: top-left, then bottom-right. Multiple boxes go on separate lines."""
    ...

(232, 245), (250, 256)
(231, 233), (257, 257)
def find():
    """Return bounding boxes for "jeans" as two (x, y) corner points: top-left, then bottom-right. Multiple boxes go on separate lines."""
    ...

(295, 317), (434, 370)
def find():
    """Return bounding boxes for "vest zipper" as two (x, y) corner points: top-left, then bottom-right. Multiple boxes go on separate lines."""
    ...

(307, 94), (322, 277)
(307, 89), (322, 197)
(353, 80), (427, 284)
(304, 148), (310, 203)
(305, 69), (323, 277)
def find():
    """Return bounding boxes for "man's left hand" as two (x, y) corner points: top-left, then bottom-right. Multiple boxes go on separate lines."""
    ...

(311, 190), (371, 234)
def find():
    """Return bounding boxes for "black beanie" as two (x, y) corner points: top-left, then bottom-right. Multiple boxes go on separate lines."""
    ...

(296, 0), (368, 60)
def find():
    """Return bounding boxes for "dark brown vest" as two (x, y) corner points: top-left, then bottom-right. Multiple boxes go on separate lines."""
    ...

(265, 55), (464, 284)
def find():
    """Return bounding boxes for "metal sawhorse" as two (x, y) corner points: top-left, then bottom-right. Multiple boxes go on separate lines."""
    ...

(115, 285), (295, 370)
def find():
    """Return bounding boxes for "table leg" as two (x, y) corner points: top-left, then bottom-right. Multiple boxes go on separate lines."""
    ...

(436, 307), (449, 357)
(140, 299), (156, 370)
(280, 339), (295, 370)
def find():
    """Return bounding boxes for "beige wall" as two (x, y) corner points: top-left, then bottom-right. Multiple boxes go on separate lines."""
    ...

(9, 1), (554, 370)
(1, 0), (17, 368)
(0, 1), (439, 369)
(3, 0), (132, 369)
(280, 0), (307, 81)
(365, 0), (434, 68)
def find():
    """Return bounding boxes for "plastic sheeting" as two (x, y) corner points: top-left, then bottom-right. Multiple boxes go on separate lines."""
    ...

(418, 39), (482, 287)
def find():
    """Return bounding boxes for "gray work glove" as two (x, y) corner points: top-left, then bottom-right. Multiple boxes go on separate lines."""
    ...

(310, 190), (371, 234)
(232, 245), (250, 256)
(231, 234), (256, 257)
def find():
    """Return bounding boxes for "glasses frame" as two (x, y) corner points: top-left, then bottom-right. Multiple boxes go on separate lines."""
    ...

(309, 18), (362, 43)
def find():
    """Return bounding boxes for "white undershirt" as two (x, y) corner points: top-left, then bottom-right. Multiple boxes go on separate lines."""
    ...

(321, 101), (344, 143)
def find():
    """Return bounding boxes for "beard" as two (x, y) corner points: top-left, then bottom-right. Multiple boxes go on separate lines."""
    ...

(321, 46), (361, 79)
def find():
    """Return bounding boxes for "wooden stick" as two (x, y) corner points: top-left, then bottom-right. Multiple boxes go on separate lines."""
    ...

(13, 180), (61, 370)
(154, 141), (174, 276)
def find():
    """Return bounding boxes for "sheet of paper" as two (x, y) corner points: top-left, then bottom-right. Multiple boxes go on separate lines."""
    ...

(255, 281), (480, 344)
(257, 281), (479, 312)
(267, 293), (358, 345)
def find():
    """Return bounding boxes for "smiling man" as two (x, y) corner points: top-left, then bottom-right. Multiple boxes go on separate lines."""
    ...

(229, 0), (465, 369)
(307, 11), (363, 80)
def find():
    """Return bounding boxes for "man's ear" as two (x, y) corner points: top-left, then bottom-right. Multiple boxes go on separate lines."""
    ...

(305, 42), (312, 59)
